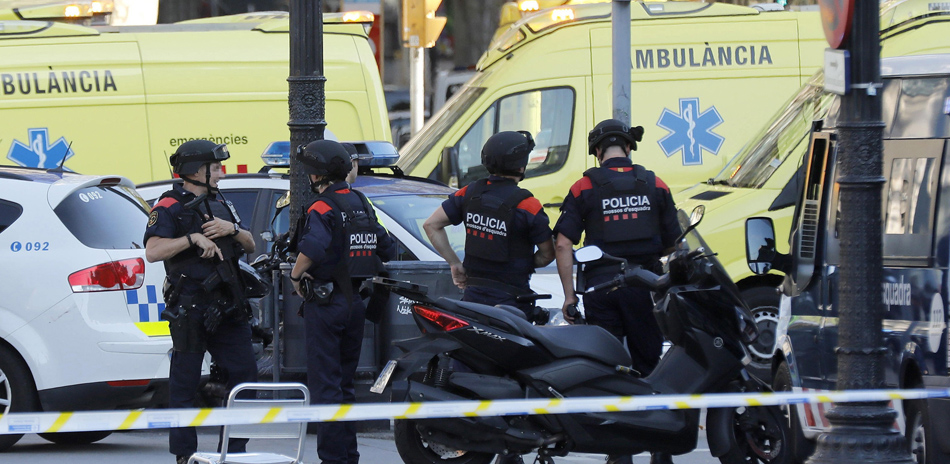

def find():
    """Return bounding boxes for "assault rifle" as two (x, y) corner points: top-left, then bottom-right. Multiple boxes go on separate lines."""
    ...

(186, 193), (251, 333)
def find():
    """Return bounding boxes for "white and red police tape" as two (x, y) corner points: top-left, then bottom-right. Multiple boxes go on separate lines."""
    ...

(2, 388), (948, 434)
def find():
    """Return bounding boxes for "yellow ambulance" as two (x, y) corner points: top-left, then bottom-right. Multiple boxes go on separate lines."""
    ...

(397, 1), (827, 222)
(0, 0), (114, 25)
(0, 11), (390, 183)
(674, 0), (950, 375)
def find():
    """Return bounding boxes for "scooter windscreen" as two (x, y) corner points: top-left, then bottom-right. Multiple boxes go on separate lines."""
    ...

(676, 209), (759, 345)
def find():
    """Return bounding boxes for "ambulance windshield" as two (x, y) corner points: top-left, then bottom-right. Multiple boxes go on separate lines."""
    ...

(398, 85), (486, 174)
(715, 72), (836, 189)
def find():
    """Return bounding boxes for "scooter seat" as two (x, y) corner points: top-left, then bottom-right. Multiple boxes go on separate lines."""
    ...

(437, 298), (632, 368)
(530, 325), (632, 368)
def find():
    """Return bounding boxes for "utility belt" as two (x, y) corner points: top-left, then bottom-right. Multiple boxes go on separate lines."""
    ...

(161, 275), (248, 353)
(299, 280), (335, 305)
(466, 276), (533, 299)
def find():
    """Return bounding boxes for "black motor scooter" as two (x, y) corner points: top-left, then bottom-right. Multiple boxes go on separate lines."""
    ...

(372, 206), (788, 464)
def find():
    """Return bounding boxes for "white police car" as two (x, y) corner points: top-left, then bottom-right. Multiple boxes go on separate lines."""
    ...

(0, 166), (172, 451)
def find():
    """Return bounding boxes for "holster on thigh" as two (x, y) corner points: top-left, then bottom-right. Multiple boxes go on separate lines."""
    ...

(162, 297), (207, 353)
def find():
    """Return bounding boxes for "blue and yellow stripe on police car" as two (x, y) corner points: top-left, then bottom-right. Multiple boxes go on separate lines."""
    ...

(3, 388), (949, 435)
(126, 284), (172, 337)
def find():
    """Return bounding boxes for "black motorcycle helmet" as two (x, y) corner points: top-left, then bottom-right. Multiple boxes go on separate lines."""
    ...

(296, 140), (352, 186)
(170, 140), (230, 176)
(587, 119), (645, 155)
(481, 131), (535, 179)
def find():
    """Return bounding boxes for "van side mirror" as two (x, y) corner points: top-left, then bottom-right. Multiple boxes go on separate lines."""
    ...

(440, 146), (460, 188)
(745, 217), (779, 275)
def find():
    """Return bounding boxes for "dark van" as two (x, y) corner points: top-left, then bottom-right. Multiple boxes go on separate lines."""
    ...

(745, 53), (950, 464)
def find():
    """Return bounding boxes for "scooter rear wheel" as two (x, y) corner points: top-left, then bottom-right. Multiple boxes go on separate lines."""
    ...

(719, 405), (790, 464)
(394, 418), (495, 464)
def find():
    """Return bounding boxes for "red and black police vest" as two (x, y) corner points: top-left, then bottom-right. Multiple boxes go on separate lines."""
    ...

(319, 189), (383, 279)
(462, 178), (533, 264)
(583, 165), (661, 256)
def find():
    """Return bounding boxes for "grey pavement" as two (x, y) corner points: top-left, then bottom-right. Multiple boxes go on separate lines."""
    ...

(1, 427), (715, 464)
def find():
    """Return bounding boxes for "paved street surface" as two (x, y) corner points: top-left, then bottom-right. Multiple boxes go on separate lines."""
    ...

(2, 427), (718, 464)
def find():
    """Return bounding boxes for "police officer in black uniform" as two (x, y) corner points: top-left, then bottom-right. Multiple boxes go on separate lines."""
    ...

(289, 140), (395, 464)
(144, 140), (258, 464)
(423, 131), (555, 325)
(554, 120), (681, 464)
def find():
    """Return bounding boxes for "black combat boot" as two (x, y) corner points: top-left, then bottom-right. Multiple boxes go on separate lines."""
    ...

(650, 452), (673, 464)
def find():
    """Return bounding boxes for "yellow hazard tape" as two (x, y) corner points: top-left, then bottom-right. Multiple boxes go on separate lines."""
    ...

(1, 388), (947, 435)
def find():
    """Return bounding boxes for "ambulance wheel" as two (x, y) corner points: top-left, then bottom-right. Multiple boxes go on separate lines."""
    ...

(906, 399), (940, 464)
(38, 431), (112, 445)
(772, 362), (814, 464)
(0, 344), (38, 452)
(394, 419), (494, 464)
(741, 287), (780, 381)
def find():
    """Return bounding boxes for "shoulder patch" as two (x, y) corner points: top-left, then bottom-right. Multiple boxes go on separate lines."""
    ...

(655, 176), (669, 192)
(147, 210), (159, 227)
(151, 197), (178, 212)
(308, 200), (333, 215)
(516, 197), (543, 215)
(569, 177), (593, 197)
(453, 185), (468, 197)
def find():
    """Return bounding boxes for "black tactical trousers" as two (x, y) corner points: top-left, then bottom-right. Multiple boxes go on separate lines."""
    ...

(303, 290), (366, 464)
(168, 318), (257, 457)
(583, 285), (663, 375)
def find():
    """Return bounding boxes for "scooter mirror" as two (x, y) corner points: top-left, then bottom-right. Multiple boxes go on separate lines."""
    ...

(574, 246), (604, 263)
(250, 253), (270, 267)
(689, 205), (705, 228)
(275, 190), (290, 209)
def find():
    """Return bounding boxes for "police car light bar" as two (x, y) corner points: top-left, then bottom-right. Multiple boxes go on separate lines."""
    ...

(261, 140), (400, 168)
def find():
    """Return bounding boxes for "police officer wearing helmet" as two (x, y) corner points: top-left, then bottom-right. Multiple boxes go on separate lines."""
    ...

(424, 130), (555, 325)
(144, 140), (258, 464)
(289, 139), (395, 464)
(554, 120), (680, 464)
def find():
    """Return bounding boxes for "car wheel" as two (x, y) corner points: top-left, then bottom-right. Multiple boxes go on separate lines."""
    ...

(38, 431), (112, 445)
(0, 345), (38, 452)
(741, 287), (780, 381)
(394, 419), (494, 464)
(905, 398), (942, 464)
(772, 361), (814, 464)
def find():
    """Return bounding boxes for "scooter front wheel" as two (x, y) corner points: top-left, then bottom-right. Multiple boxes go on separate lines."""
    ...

(394, 418), (495, 464)
(719, 405), (790, 464)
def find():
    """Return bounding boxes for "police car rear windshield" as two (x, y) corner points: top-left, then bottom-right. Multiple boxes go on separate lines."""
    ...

(371, 194), (466, 258)
(54, 185), (150, 249)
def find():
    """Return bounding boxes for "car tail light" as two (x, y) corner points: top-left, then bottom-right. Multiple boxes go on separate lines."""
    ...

(69, 258), (145, 292)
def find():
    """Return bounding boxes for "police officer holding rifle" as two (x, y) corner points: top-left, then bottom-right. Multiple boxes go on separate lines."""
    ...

(144, 140), (258, 464)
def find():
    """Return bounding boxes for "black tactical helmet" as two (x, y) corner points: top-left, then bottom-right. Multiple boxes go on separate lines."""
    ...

(170, 140), (230, 175)
(342, 142), (359, 161)
(587, 119), (645, 155)
(297, 139), (353, 180)
(481, 131), (535, 176)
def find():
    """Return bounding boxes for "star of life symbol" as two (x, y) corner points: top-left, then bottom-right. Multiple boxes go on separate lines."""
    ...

(656, 98), (724, 166)
(7, 128), (74, 169)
